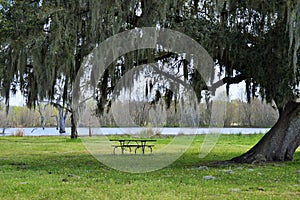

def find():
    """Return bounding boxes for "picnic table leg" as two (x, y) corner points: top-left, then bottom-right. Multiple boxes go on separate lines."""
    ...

(120, 141), (125, 154)
(149, 146), (153, 154)
(142, 142), (146, 154)
(134, 146), (141, 154)
(129, 146), (132, 153)
(135, 147), (138, 154)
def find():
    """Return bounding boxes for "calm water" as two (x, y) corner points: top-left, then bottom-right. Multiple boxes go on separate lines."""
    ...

(0, 127), (270, 136)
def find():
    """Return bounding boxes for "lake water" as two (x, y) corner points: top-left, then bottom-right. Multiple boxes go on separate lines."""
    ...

(0, 127), (270, 136)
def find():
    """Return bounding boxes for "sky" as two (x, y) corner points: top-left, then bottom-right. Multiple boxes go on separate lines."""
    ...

(9, 91), (25, 106)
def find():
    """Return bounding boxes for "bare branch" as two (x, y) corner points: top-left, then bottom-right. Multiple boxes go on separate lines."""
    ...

(208, 74), (246, 93)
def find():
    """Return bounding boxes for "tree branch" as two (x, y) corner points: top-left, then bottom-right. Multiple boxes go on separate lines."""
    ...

(208, 74), (246, 93)
(151, 64), (189, 87)
(133, 52), (176, 66)
(131, 51), (246, 96)
(50, 102), (72, 113)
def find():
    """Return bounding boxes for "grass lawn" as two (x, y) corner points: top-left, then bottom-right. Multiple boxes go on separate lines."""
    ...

(0, 134), (299, 199)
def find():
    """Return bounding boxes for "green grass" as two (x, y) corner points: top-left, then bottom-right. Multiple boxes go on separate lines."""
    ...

(0, 135), (299, 199)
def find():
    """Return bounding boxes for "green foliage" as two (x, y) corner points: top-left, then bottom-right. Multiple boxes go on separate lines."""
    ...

(0, 0), (299, 114)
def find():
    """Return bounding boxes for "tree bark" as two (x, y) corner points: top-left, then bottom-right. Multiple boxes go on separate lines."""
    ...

(70, 113), (78, 139)
(232, 101), (300, 163)
(37, 104), (45, 130)
(57, 105), (66, 134)
(51, 115), (59, 130)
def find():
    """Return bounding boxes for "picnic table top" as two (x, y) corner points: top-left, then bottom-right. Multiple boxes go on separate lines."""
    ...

(109, 138), (157, 142)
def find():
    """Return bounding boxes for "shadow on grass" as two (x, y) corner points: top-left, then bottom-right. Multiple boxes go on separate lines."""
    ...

(1, 136), (300, 173)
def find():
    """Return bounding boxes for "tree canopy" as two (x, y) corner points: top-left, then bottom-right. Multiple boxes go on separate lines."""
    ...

(1, 0), (299, 108)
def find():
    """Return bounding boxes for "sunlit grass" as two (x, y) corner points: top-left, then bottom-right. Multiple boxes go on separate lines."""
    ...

(0, 135), (299, 199)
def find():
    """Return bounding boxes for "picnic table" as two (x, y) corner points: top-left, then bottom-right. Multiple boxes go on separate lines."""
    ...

(109, 138), (157, 155)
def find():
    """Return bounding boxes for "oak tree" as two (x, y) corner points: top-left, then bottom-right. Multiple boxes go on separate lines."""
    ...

(0, 0), (299, 163)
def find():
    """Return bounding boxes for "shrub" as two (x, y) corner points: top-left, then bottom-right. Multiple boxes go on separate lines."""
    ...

(137, 127), (161, 138)
(11, 129), (25, 137)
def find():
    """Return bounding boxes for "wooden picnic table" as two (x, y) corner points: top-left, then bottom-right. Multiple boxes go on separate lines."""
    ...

(109, 139), (157, 154)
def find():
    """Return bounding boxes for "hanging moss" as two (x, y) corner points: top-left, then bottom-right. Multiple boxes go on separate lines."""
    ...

(0, 0), (299, 116)
(164, 88), (173, 109)
(145, 80), (148, 97)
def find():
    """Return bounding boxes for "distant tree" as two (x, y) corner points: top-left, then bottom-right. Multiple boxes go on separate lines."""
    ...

(224, 100), (238, 127)
(0, 103), (8, 134)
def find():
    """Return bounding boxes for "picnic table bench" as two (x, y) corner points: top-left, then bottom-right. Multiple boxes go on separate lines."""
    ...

(109, 139), (157, 155)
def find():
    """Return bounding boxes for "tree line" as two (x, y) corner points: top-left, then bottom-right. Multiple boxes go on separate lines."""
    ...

(0, 104), (71, 131)
(1, 98), (278, 130)
(102, 99), (278, 128)
(64, 98), (280, 128)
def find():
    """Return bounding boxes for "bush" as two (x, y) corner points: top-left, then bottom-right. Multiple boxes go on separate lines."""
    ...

(11, 129), (25, 137)
(136, 128), (161, 138)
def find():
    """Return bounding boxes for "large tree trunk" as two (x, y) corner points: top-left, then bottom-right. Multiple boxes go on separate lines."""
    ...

(232, 101), (300, 163)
